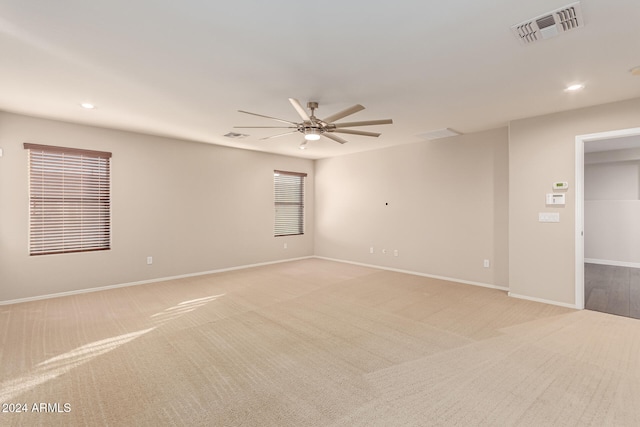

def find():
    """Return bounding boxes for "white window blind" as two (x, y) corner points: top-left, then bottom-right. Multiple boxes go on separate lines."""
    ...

(24, 143), (112, 256)
(274, 170), (306, 237)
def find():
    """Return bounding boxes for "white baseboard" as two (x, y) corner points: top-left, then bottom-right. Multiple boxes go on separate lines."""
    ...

(0, 256), (314, 306)
(585, 258), (640, 269)
(2, 255), (580, 311)
(317, 257), (579, 310)
(313, 256), (510, 292)
(507, 292), (579, 310)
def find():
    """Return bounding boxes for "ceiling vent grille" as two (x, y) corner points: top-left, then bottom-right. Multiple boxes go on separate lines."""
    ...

(511, 2), (584, 45)
(417, 128), (462, 140)
(224, 132), (249, 139)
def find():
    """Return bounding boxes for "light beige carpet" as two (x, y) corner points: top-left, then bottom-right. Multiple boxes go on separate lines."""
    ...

(1, 258), (640, 426)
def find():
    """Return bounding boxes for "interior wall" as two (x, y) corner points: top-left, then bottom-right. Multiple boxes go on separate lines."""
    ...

(585, 161), (639, 200)
(0, 112), (314, 302)
(585, 151), (640, 265)
(509, 97), (640, 306)
(314, 127), (509, 288)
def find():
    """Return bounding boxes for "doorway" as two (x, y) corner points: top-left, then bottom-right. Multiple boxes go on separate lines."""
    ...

(575, 127), (640, 317)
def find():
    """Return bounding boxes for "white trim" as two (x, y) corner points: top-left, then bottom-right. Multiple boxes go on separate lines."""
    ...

(577, 127), (640, 143)
(575, 127), (640, 311)
(507, 292), (579, 310)
(314, 256), (510, 291)
(585, 258), (640, 269)
(10, 255), (592, 309)
(575, 134), (585, 309)
(0, 256), (314, 306)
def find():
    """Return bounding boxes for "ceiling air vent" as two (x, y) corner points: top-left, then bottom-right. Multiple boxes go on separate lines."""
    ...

(511, 1), (584, 45)
(224, 132), (249, 139)
(417, 128), (462, 140)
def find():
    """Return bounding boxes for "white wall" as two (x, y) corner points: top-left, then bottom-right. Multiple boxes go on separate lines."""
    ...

(5, 97), (640, 307)
(0, 112), (314, 302)
(585, 151), (640, 265)
(314, 128), (509, 288)
(509, 97), (640, 306)
(585, 161), (639, 200)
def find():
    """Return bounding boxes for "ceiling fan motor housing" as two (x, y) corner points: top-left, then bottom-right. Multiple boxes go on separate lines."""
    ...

(302, 102), (324, 137)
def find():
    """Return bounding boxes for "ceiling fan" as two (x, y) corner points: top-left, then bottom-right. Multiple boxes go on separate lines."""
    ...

(235, 98), (393, 144)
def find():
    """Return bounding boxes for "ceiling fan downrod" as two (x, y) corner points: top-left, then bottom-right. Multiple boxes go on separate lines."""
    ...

(303, 101), (323, 138)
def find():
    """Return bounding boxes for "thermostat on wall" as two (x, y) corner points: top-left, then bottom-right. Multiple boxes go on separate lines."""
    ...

(553, 181), (568, 190)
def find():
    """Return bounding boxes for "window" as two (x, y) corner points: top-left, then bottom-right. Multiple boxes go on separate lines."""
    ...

(274, 170), (306, 237)
(24, 143), (112, 256)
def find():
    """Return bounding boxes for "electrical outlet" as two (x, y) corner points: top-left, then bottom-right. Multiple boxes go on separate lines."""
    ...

(147, 256), (153, 265)
(393, 249), (399, 257)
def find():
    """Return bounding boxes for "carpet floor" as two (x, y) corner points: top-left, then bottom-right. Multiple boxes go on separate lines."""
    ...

(1, 258), (640, 426)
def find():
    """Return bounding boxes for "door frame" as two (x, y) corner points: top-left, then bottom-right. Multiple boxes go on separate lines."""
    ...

(575, 127), (640, 309)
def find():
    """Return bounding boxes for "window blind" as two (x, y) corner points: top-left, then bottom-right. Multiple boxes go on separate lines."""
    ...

(24, 143), (112, 256)
(274, 170), (306, 237)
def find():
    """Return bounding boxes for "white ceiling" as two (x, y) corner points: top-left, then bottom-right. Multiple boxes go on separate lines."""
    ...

(1, 0), (639, 159)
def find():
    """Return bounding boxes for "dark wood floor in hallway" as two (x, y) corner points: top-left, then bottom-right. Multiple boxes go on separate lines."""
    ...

(585, 263), (640, 319)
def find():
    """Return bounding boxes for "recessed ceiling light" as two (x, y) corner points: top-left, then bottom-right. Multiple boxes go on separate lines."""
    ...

(80, 103), (95, 109)
(565, 84), (584, 92)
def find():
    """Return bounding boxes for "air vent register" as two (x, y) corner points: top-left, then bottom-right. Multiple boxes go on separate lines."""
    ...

(511, 2), (584, 45)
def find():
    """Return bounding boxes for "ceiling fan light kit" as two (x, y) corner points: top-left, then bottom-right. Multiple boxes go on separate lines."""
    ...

(235, 98), (393, 145)
(304, 128), (321, 141)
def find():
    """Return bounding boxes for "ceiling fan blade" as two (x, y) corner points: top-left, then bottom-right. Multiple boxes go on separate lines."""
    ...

(288, 98), (311, 122)
(259, 131), (299, 140)
(322, 104), (365, 123)
(234, 126), (297, 129)
(238, 110), (298, 125)
(333, 119), (393, 128)
(322, 133), (348, 144)
(332, 129), (381, 137)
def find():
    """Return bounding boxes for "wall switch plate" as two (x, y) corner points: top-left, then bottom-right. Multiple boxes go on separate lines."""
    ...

(146, 256), (153, 265)
(483, 259), (490, 268)
(283, 242), (287, 249)
(369, 247), (374, 254)
(393, 249), (399, 257)
(539, 212), (560, 223)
